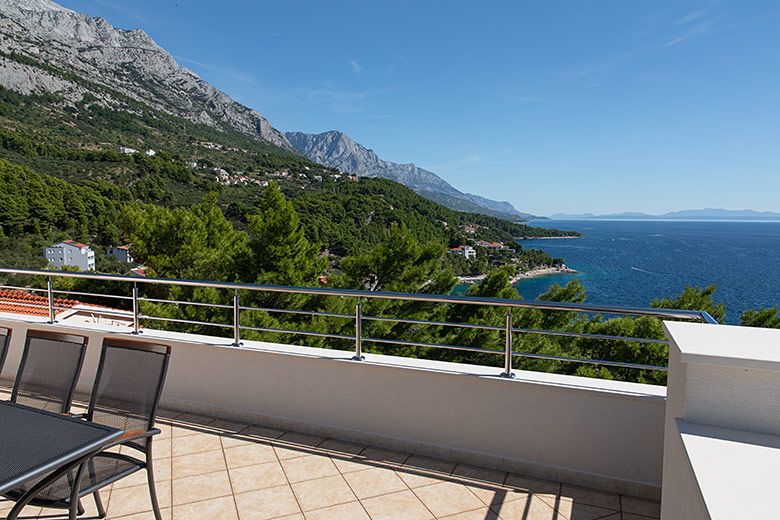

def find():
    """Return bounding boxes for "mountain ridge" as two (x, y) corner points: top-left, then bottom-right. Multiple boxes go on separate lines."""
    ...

(0, 0), (294, 151)
(286, 130), (535, 222)
(550, 209), (780, 220)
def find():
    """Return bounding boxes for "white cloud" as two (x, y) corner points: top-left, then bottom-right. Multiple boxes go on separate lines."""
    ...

(350, 60), (362, 74)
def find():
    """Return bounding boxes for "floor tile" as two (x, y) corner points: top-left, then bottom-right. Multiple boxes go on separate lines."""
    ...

(303, 500), (370, 520)
(108, 481), (172, 517)
(172, 448), (227, 479)
(504, 474), (561, 498)
(290, 474), (356, 512)
(550, 499), (620, 520)
(171, 431), (223, 457)
(234, 485), (302, 520)
(228, 460), (288, 494)
(358, 447), (409, 465)
(223, 442), (278, 469)
(439, 508), (501, 520)
(106, 508), (173, 519)
(342, 466), (408, 499)
(172, 495), (238, 520)
(278, 432), (325, 448)
(412, 481), (485, 518)
(172, 470), (233, 506)
(360, 489), (434, 520)
(330, 455), (374, 474)
(113, 458), (171, 489)
(559, 485), (621, 511)
(621, 496), (661, 518)
(490, 494), (557, 520)
(317, 439), (365, 456)
(281, 454), (340, 483)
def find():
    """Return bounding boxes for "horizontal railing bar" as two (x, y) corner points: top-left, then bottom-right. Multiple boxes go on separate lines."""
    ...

(512, 327), (670, 345)
(0, 268), (716, 323)
(139, 297), (233, 310)
(240, 325), (354, 341)
(0, 285), (47, 293)
(363, 336), (504, 356)
(51, 290), (132, 301)
(239, 306), (353, 319)
(509, 350), (667, 371)
(363, 315), (504, 331)
(139, 315), (233, 329)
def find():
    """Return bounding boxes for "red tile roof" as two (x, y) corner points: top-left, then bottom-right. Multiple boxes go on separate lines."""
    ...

(62, 240), (89, 248)
(0, 290), (79, 317)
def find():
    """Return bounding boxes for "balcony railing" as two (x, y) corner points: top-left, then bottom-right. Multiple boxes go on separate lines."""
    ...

(0, 267), (717, 377)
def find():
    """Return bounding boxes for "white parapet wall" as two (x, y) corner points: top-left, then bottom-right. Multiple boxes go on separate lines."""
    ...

(661, 322), (780, 519)
(0, 313), (666, 499)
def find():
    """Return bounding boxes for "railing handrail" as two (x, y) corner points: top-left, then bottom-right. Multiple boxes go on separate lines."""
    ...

(0, 267), (719, 376)
(0, 267), (717, 323)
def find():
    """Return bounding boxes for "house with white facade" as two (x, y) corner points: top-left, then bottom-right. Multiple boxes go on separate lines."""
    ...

(107, 245), (133, 263)
(448, 245), (476, 260)
(44, 240), (95, 271)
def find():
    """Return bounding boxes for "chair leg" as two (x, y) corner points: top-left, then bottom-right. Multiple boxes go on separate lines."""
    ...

(147, 441), (163, 520)
(94, 490), (107, 518)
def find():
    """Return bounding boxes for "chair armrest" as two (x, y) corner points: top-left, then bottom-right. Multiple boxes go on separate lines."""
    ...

(102, 428), (161, 450)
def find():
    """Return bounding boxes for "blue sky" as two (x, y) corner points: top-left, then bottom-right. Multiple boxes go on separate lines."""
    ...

(57, 0), (780, 216)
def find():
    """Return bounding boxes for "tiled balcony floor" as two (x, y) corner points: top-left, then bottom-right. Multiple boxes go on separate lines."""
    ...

(0, 402), (661, 520)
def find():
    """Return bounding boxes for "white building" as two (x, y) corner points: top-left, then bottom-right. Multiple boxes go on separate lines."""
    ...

(44, 240), (95, 271)
(119, 147), (137, 155)
(107, 245), (133, 263)
(144, 149), (156, 157)
(448, 245), (476, 260)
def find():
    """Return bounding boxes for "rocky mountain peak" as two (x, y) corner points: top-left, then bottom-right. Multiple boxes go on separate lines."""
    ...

(0, 0), (294, 151)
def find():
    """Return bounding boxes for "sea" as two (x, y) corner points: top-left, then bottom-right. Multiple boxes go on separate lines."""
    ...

(480, 220), (780, 325)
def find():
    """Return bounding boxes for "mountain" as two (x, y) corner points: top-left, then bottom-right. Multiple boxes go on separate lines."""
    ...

(286, 130), (535, 222)
(0, 0), (294, 151)
(549, 209), (780, 220)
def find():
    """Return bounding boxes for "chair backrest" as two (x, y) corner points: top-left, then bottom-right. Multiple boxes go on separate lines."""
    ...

(87, 337), (171, 444)
(11, 329), (88, 413)
(0, 327), (10, 376)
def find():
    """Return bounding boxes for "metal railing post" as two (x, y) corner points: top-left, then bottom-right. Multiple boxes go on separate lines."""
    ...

(502, 312), (515, 378)
(354, 300), (364, 360)
(47, 276), (55, 323)
(233, 290), (241, 347)
(132, 283), (140, 334)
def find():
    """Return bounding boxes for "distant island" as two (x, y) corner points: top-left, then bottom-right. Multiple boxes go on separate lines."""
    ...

(549, 208), (780, 221)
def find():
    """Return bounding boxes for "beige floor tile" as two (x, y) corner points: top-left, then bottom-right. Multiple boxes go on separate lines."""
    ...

(290, 474), (356, 512)
(0, 497), (42, 519)
(317, 439), (365, 456)
(359, 447), (409, 465)
(172, 448), (227, 479)
(342, 466), (408, 499)
(223, 442), (279, 469)
(151, 438), (172, 460)
(106, 508), (173, 519)
(275, 444), (316, 461)
(413, 481), (485, 518)
(274, 514), (305, 520)
(171, 431), (223, 457)
(490, 494), (557, 520)
(172, 495), (238, 520)
(549, 499), (620, 520)
(399, 455), (456, 487)
(330, 455), (374, 474)
(234, 485), (302, 520)
(397, 466), (455, 489)
(360, 489), (434, 520)
(303, 500), (369, 520)
(172, 470), (233, 506)
(281, 454), (340, 483)
(439, 508), (501, 520)
(107, 481), (172, 517)
(113, 459), (171, 489)
(621, 496), (661, 518)
(559, 485), (621, 511)
(228, 460), (288, 494)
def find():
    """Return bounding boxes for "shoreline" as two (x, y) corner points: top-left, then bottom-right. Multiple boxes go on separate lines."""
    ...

(456, 267), (578, 285)
(515, 235), (582, 240)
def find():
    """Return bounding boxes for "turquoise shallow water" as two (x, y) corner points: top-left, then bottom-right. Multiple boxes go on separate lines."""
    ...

(480, 220), (780, 325)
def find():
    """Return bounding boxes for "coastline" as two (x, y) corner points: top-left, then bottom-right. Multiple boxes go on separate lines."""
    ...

(457, 266), (578, 285)
(515, 235), (581, 240)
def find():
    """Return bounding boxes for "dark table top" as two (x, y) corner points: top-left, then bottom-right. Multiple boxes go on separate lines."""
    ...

(0, 401), (123, 495)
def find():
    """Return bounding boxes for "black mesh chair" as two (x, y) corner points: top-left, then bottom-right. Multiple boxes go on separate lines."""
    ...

(0, 326), (10, 377)
(3, 337), (171, 519)
(10, 329), (88, 413)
